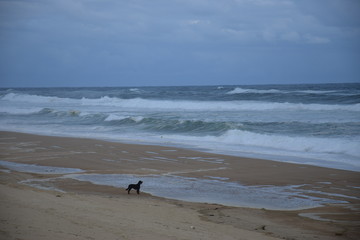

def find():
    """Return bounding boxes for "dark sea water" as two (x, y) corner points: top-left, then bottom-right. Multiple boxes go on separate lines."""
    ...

(1, 83), (359, 171)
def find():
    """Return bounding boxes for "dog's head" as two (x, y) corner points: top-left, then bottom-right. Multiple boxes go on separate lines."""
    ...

(138, 180), (143, 185)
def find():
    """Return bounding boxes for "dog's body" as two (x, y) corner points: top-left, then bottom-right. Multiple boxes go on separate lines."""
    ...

(126, 180), (143, 194)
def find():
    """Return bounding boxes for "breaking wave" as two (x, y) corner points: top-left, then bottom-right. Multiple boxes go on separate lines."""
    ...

(226, 87), (359, 96)
(2, 93), (359, 112)
(227, 88), (282, 94)
(1, 84), (359, 171)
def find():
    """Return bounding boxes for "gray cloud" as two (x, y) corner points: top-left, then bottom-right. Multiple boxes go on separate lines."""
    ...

(0, 0), (359, 87)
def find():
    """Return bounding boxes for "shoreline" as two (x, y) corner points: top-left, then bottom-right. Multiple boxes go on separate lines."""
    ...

(1, 128), (357, 172)
(1, 131), (359, 239)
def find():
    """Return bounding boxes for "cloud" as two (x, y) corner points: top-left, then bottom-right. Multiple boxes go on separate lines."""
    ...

(0, 0), (345, 45)
(0, 0), (359, 87)
(304, 34), (331, 44)
(280, 31), (300, 42)
(169, 0), (338, 45)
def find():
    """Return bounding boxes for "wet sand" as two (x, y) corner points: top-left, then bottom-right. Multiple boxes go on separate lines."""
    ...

(0, 131), (359, 239)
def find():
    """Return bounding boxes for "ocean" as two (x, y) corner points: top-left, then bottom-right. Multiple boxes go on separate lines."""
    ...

(1, 83), (359, 171)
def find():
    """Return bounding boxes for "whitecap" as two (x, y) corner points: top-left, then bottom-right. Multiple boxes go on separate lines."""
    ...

(104, 114), (128, 121)
(227, 87), (282, 94)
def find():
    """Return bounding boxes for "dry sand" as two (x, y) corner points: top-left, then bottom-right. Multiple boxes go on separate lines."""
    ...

(0, 131), (359, 239)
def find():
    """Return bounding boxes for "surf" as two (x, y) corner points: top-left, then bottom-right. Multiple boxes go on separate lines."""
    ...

(1, 84), (359, 171)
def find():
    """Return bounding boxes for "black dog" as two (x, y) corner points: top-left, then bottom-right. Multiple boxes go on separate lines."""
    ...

(125, 180), (143, 194)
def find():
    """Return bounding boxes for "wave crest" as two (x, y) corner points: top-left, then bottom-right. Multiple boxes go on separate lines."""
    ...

(227, 88), (281, 94)
(162, 130), (360, 166)
(226, 87), (357, 95)
(2, 93), (359, 112)
(220, 130), (360, 157)
(1, 93), (76, 104)
(81, 96), (360, 112)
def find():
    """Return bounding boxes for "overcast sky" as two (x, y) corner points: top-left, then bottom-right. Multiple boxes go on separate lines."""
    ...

(0, 0), (359, 87)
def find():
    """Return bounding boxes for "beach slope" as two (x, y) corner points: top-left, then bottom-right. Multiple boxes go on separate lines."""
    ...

(0, 131), (359, 239)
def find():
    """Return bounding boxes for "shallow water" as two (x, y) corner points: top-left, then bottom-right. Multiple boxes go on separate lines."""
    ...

(65, 173), (353, 210)
(2, 160), (356, 210)
(0, 160), (84, 174)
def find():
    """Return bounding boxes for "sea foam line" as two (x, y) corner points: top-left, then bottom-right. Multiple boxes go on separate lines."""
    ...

(2, 93), (359, 112)
(226, 87), (358, 95)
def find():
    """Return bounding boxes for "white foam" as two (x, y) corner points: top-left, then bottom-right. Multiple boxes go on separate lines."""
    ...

(0, 121), (358, 171)
(295, 90), (337, 94)
(104, 114), (128, 121)
(1, 93), (77, 104)
(205, 176), (229, 180)
(220, 130), (360, 158)
(2, 93), (359, 112)
(0, 106), (44, 114)
(129, 88), (141, 92)
(227, 87), (282, 94)
(157, 130), (360, 171)
(104, 114), (144, 122)
(131, 116), (145, 122)
(80, 96), (360, 112)
(227, 88), (343, 95)
(1, 91), (359, 172)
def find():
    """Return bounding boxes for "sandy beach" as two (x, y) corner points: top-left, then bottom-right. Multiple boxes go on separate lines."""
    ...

(0, 131), (359, 240)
